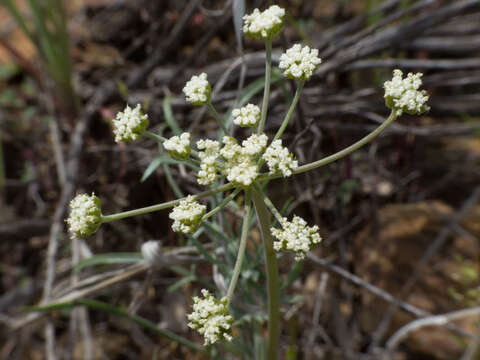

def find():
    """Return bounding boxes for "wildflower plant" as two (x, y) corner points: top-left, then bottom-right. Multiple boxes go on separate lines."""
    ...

(66, 4), (429, 358)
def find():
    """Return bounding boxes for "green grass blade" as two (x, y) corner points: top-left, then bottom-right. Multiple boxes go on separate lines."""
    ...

(163, 164), (184, 198)
(167, 274), (196, 293)
(163, 96), (182, 135)
(2, 0), (35, 42)
(74, 253), (143, 272)
(0, 133), (4, 198)
(26, 299), (203, 352)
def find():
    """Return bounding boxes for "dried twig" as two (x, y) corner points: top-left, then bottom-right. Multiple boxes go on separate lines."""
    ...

(385, 307), (480, 352)
(369, 187), (480, 350)
(307, 254), (473, 340)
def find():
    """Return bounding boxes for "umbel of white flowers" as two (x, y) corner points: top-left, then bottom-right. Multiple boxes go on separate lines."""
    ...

(263, 139), (298, 177)
(183, 72), (211, 105)
(66, 193), (102, 238)
(232, 103), (261, 127)
(112, 104), (149, 143)
(169, 196), (206, 234)
(183, 130), (298, 189)
(279, 44), (322, 81)
(243, 4), (285, 40)
(187, 289), (233, 346)
(271, 215), (322, 261)
(384, 69), (430, 116)
(163, 132), (191, 160)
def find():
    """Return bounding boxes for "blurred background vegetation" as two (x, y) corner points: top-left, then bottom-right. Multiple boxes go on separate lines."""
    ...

(0, 0), (479, 359)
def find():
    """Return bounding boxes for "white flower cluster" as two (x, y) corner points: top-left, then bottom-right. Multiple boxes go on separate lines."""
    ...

(271, 215), (322, 260)
(66, 193), (102, 238)
(220, 134), (267, 187)
(279, 44), (322, 81)
(112, 104), (149, 143)
(262, 139), (298, 177)
(141, 240), (160, 265)
(243, 5), (285, 40)
(384, 69), (430, 116)
(169, 196), (206, 234)
(183, 73), (211, 105)
(241, 133), (268, 155)
(187, 289), (233, 346)
(196, 139), (221, 186)
(232, 104), (260, 127)
(163, 132), (191, 159)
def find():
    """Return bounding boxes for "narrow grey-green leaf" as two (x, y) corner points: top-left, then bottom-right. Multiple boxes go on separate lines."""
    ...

(74, 253), (142, 272)
(25, 299), (203, 352)
(167, 274), (196, 293)
(163, 95), (182, 135)
(232, 0), (245, 52)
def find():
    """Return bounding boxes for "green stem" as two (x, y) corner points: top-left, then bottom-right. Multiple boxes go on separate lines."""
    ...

(258, 40), (272, 134)
(253, 184), (284, 225)
(101, 183), (234, 223)
(145, 131), (167, 143)
(273, 80), (304, 142)
(202, 188), (241, 221)
(258, 110), (398, 182)
(207, 101), (228, 135)
(226, 189), (251, 304)
(252, 187), (279, 360)
(0, 133), (4, 198)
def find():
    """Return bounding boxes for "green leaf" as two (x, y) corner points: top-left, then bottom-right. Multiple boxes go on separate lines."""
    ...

(163, 164), (184, 198)
(74, 253), (142, 272)
(117, 80), (129, 100)
(2, 0), (34, 42)
(25, 299), (203, 352)
(0, 64), (21, 80)
(141, 156), (196, 182)
(169, 265), (191, 277)
(141, 157), (163, 182)
(167, 274), (196, 293)
(163, 96), (182, 135)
